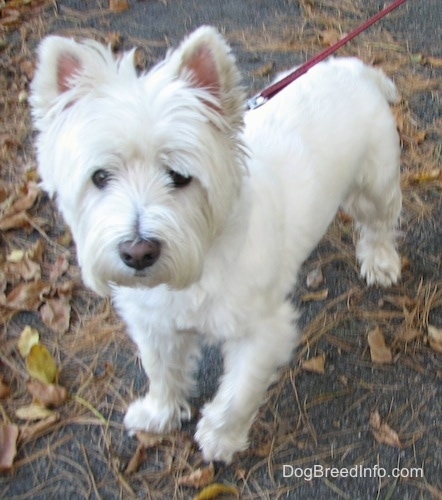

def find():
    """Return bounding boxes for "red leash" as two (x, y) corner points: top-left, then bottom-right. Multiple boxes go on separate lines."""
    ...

(247, 0), (408, 110)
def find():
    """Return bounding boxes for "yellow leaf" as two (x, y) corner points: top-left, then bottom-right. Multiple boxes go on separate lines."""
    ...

(15, 404), (55, 421)
(6, 249), (24, 263)
(428, 325), (442, 354)
(194, 483), (239, 500)
(17, 326), (40, 358)
(26, 344), (58, 384)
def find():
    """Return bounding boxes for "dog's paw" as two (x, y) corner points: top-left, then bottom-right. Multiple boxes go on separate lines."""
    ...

(124, 395), (188, 435)
(195, 409), (249, 463)
(359, 244), (401, 287)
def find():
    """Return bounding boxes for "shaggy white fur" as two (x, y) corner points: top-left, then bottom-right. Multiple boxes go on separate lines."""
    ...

(30, 26), (402, 463)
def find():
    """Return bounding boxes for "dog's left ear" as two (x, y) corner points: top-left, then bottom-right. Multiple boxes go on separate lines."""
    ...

(173, 26), (245, 125)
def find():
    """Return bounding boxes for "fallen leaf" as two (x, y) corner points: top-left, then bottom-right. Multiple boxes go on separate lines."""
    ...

(0, 424), (19, 471)
(367, 326), (392, 364)
(0, 210), (29, 231)
(17, 325), (40, 358)
(424, 56), (442, 68)
(8, 181), (40, 215)
(306, 266), (324, 289)
(194, 483), (239, 500)
(396, 327), (421, 343)
(49, 254), (70, 282)
(428, 325), (442, 354)
(408, 168), (440, 184)
(370, 411), (402, 448)
(109, 0), (129, 13)
(178, 463), (215, 488)
(26, 344), (58, 384)
(3, 281), (51, 311)
(135, 431), (166, 448)
(301, 289), (328, 302)
(27, 379), (68, 408)
(6, 249), (25, 263)
(252, 62), (276, 78)
(301, 354), (325, 374)
(319, 28), (343, 47)
(0, 181), (39, 231)
(0, 9), (21, 28)
(15, 404), (55, 422)
(0, 378), (11, 399)
(18, 413), (60, 443)
(3, 252), (41, 282)
(40, 296), (71, 334)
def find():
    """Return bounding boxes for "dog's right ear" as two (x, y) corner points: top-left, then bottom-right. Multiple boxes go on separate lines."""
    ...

(30, 36), (125, 124)
(30, 37), (84, 121)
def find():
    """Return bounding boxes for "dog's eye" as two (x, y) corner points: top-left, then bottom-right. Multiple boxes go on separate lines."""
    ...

(92, 169), (111, 189)
(168, 170), (192, 188)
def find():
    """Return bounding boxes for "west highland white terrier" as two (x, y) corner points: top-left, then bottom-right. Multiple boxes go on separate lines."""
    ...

(30, 26), (402, 463)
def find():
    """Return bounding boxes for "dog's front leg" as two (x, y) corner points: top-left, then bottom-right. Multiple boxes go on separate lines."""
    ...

(122, 320), (200, 435)
(195, 301), (298, 463)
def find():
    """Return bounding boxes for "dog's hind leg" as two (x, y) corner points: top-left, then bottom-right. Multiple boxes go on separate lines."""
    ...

(344, 133), (402, 287)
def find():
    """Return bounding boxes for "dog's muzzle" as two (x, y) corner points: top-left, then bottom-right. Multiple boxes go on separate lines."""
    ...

(118, 238), (161, 270)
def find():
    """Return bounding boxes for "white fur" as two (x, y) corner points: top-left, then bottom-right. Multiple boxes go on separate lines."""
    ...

(30, 26), (402, 463)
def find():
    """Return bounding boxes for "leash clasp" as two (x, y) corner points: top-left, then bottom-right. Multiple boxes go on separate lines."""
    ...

(247, 95), (267, 110)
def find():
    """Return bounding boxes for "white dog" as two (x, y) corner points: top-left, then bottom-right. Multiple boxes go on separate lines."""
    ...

(30, 26), (402, 463)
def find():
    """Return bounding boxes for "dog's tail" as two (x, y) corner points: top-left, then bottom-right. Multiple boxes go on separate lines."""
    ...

(366, 66), (400, 104)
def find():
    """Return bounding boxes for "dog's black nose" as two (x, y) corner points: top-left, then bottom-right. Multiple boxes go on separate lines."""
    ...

(118, 239), (161, 270)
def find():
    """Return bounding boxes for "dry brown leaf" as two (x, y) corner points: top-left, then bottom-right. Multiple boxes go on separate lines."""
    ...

(135, 431), (166, 448)
(27, 379), (68, 408)
(3, 281), (51, 311)
(319, 28), (342, 47)
(178, 463), (215, 488)
(0, 210), (29, 231)
(15, 404), (55, 422)
(9, 181), (39, 214)
(370, 411), (402, 448)
(252, 62), (276, 77)
(40, 297), (71, 334)
(397, 327), (421, 343)
(301, 289), (328, 302)
(0, 424), (19, 471)
(109, 0), (129, 13)
(367, 326), (392, 364)
(0, 378), (11, 399)
(26, 344), (58, 384)
(194, 483), (239, 500)
(301, 354), (325, 374)
(0, 181), (39, 230)
(425, 56), (442, 68)
(3, 252), (41, 282)
(49, 254), (70, 282)
(428, 325), (442, 354)
(17, 325), (40, 358)
(18, 413), (60, 444)
(0, 9), (21, 28)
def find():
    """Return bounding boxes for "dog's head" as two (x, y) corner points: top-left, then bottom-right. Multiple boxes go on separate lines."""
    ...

(30, 27), (247, 295)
